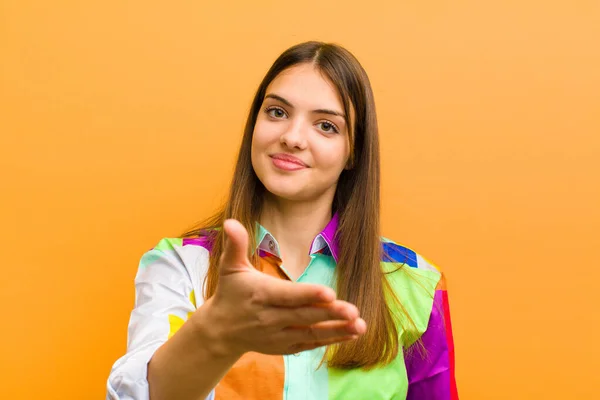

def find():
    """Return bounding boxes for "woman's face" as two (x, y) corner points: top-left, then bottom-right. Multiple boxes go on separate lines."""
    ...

(251, 63), (351, 203)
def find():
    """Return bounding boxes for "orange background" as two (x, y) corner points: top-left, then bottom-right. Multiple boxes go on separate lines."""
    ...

(1, 1), (599, 399)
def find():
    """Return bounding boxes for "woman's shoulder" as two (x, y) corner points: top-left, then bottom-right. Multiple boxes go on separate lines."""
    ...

(380, 236), (443, 279)
(147, 235), (213, 254)
(137, 235), (213, 272)
(380, 237), (444, 331)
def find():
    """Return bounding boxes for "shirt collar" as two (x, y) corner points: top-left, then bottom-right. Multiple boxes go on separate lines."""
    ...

(254, 212), (340, 262)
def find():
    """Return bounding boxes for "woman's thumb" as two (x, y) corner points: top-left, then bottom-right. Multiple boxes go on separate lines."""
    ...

(221, 219), (250, 268)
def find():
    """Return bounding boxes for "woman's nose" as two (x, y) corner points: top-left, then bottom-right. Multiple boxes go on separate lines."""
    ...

(280, 119), (308, 150)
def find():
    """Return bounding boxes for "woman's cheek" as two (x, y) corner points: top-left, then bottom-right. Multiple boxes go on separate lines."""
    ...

(256, 122), (283, 146)
(314, 139), (347, 170)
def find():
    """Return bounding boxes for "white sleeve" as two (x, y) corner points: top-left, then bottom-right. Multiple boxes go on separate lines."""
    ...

(106, 238), (214, 400)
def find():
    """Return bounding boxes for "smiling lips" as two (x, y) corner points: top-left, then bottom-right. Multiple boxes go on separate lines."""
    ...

(270, 153), (308, 171)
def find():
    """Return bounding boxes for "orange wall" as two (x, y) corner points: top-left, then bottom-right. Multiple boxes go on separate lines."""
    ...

(1, 1), (599, 399)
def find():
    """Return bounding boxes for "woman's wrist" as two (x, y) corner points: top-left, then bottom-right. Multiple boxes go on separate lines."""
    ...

(191, 298), (244, 362)
(148, 298), (243, 400)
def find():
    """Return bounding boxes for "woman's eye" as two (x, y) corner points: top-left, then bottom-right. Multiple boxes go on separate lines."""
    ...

(318, 121), (339, 133)
(266, 107), (286, 119)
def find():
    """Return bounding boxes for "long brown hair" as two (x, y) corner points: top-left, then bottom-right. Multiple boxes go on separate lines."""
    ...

(184, 41), (420, 369)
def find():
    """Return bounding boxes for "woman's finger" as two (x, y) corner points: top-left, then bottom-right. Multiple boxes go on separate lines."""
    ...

(259, 276), (336, 307)
(220, 219), (252, 273)
(277, 318), (367, 344)
(263, 301), (359, 327)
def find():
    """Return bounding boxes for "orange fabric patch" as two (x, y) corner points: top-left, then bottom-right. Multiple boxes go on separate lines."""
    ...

(215, 352), (285, 400)
(435, 272), (447, 290)
(257, 254), (291, 280)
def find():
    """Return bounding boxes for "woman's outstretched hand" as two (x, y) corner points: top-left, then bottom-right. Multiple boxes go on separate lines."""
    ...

(194, 219), (366, 359)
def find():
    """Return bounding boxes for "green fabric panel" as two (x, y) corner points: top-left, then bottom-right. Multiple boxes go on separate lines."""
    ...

(328, 355), (408, 400)
(383, 263), (440, 347)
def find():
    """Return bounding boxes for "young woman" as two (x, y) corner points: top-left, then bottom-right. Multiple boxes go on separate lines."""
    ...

(107, 41), (458, 400)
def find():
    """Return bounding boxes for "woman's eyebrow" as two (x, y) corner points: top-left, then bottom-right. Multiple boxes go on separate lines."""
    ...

(265, 93), (293, 107)
(265, 93), (346, 119)
(313, 108), (346, 119)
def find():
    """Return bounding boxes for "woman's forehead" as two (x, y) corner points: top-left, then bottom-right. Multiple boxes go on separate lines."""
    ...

(265, 64), (344, 112)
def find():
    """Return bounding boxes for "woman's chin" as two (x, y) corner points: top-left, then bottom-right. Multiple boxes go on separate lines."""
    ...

(262, 182), (309, 202)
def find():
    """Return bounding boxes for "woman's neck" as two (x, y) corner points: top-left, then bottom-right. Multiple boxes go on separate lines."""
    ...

(259, 193), (334, 280)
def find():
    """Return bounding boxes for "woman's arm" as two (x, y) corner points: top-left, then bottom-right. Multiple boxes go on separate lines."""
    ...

(147, 299), (240, 400)
(106, 238), (212, 400)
